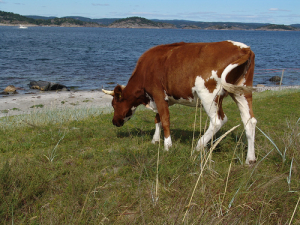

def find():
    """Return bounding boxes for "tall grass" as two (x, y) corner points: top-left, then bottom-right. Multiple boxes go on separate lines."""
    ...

(0, 89), (299, 224)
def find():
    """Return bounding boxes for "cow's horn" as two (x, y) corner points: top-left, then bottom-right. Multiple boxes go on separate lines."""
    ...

(102, 89), (114, 96)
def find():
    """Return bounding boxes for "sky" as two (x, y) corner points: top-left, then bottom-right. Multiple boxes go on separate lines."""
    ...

(1, 0), (299, 25)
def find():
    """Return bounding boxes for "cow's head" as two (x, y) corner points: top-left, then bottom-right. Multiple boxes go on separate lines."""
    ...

(102, 85), (137, 127)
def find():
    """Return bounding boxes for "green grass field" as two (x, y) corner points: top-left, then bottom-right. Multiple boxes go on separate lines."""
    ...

(0, 89), (300, 224)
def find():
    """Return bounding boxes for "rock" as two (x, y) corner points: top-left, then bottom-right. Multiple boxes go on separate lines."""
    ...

(1, 85), (19, 95)
(29, 80), (69, 91)
(29, 80), (50, 91)
(4, 85), (17, 92)
(269, 76), (281, 82)
(256, 84), (265, 87)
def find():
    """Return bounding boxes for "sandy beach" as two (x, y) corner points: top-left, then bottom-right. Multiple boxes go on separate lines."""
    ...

(1, 86), (299, 118)
(0, 90), (113, 118)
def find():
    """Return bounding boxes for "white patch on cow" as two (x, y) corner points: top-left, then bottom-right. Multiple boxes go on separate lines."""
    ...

(146, 100), (158, 113)
(237, 77), (246, 86)
(164, 136), (172, 151)
(192, 73), (227, 150)
(227, 40), (249, 49)
(221, 63), (239, 85)
(152, 122), (161, 144)
(210, 70), (218, 81)
(124, 106), (136, 123)
(164, 90), (169, 101)
(233, 94), (257, 164)
(145, 93), (158, 113)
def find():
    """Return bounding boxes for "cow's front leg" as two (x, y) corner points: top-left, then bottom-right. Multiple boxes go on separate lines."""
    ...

(153, 97), (172, 150)
(152, 113), (162, 144)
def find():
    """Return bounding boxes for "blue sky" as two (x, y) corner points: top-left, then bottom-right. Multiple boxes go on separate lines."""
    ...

(1, 0), (299, 25)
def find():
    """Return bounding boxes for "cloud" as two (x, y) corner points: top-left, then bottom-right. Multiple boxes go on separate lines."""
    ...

(0, 0), (7, 3)
(269, 8), (291, 12)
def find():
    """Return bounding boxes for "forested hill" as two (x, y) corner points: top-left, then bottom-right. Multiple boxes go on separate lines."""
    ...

(0, 11), (102, 27)
(1, 10), (299, 30)
(108, 17), (176, 28)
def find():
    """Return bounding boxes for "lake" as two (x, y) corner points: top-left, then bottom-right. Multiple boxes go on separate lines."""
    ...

(0, 26), (300, 94)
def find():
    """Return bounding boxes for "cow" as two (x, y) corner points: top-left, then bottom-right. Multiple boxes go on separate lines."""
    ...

(103, 41), (257, 164)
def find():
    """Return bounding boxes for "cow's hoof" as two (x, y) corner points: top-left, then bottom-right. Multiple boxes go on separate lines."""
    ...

(195, 146), (207, 152)
(151, 139), (160, 144)
(246, 159), (256, 165)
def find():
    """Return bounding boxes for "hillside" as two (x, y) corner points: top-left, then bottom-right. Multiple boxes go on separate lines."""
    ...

(0, 10), (36, 25)
(153, 19), (271, 29)
(0, 10), (102, 27)
(1, 10), (300, 30)
(291, 24), (300, 28)
(256, 24), (298, 31)
(108, 17), (176, 29)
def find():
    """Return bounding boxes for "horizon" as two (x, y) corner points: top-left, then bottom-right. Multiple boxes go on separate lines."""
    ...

(20, 15), (298, 26)
(0, 0), (299, 25)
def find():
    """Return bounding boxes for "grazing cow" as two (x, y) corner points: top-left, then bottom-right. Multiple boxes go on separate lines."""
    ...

(103, 41), (257, 164)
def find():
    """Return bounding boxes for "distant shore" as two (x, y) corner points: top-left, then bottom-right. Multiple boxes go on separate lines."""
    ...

(1, 23), (299, 31)
(0, 23), (101, 28)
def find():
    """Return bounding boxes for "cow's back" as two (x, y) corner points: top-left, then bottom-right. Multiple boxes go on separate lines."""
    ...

(130, 41), (252, 99)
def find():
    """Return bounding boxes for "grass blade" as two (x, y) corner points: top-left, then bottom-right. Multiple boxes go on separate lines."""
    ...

(257, 126), (283, 159)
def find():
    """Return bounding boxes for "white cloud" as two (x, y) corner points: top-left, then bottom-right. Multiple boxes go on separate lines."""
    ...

(269, 8), (291, 12)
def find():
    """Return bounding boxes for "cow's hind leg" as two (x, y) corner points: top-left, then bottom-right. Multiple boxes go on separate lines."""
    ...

(152, 113), (162, 144)
(231, 93), (257, 164)
(196, 94), (228, 150)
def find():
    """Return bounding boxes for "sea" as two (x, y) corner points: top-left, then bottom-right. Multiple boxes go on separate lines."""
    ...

(1, 26), (300, 95)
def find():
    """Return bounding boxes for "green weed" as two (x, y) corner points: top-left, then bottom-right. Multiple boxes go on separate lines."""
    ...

(30, 104), (44, 109)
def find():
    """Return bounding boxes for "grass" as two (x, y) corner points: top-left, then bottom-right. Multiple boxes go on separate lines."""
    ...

(30, 104), (44, 109)
(0, 108), (20, 114)
(0, 89), (300, 224)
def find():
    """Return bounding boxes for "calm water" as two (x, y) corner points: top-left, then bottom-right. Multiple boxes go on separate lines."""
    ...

(1, 26), (300, 94)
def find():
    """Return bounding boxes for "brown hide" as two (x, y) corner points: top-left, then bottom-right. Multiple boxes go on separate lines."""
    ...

(109, 41), (255, 147)
(125, 42), (252, 100)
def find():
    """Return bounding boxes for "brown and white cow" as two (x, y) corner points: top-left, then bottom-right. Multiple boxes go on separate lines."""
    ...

(103, 41), (257, 164)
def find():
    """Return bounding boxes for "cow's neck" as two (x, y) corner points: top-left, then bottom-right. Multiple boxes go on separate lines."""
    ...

(123, 81), (147, 107)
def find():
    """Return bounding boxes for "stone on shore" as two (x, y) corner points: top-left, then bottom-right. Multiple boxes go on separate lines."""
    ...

(29, 80), (69, 91)
(269, 76), (281, 82)
(1, 85), (19, 95)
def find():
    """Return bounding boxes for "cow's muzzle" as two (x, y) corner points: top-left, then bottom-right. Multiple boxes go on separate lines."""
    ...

(113, 119), (124, 127)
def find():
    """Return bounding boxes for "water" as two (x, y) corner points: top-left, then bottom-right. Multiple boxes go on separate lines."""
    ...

(1, 26), (300, 94)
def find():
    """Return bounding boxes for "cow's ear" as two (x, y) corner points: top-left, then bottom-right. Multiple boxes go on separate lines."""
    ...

(114, 85), (123, 101)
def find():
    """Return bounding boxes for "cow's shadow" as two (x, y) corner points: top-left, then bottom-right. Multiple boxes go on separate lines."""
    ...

(117, 127), (245, 152)
(117, 128), (200, 144)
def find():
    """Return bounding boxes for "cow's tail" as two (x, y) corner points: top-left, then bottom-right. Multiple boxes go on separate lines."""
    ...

(221, 50), (256, 95)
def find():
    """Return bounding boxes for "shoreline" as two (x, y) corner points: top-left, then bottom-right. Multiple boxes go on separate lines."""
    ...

(0, 90), (113, 118)
(0, 86), (299, 118)
(255, 85), (300, 92)
(1, 24), (299, 31)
